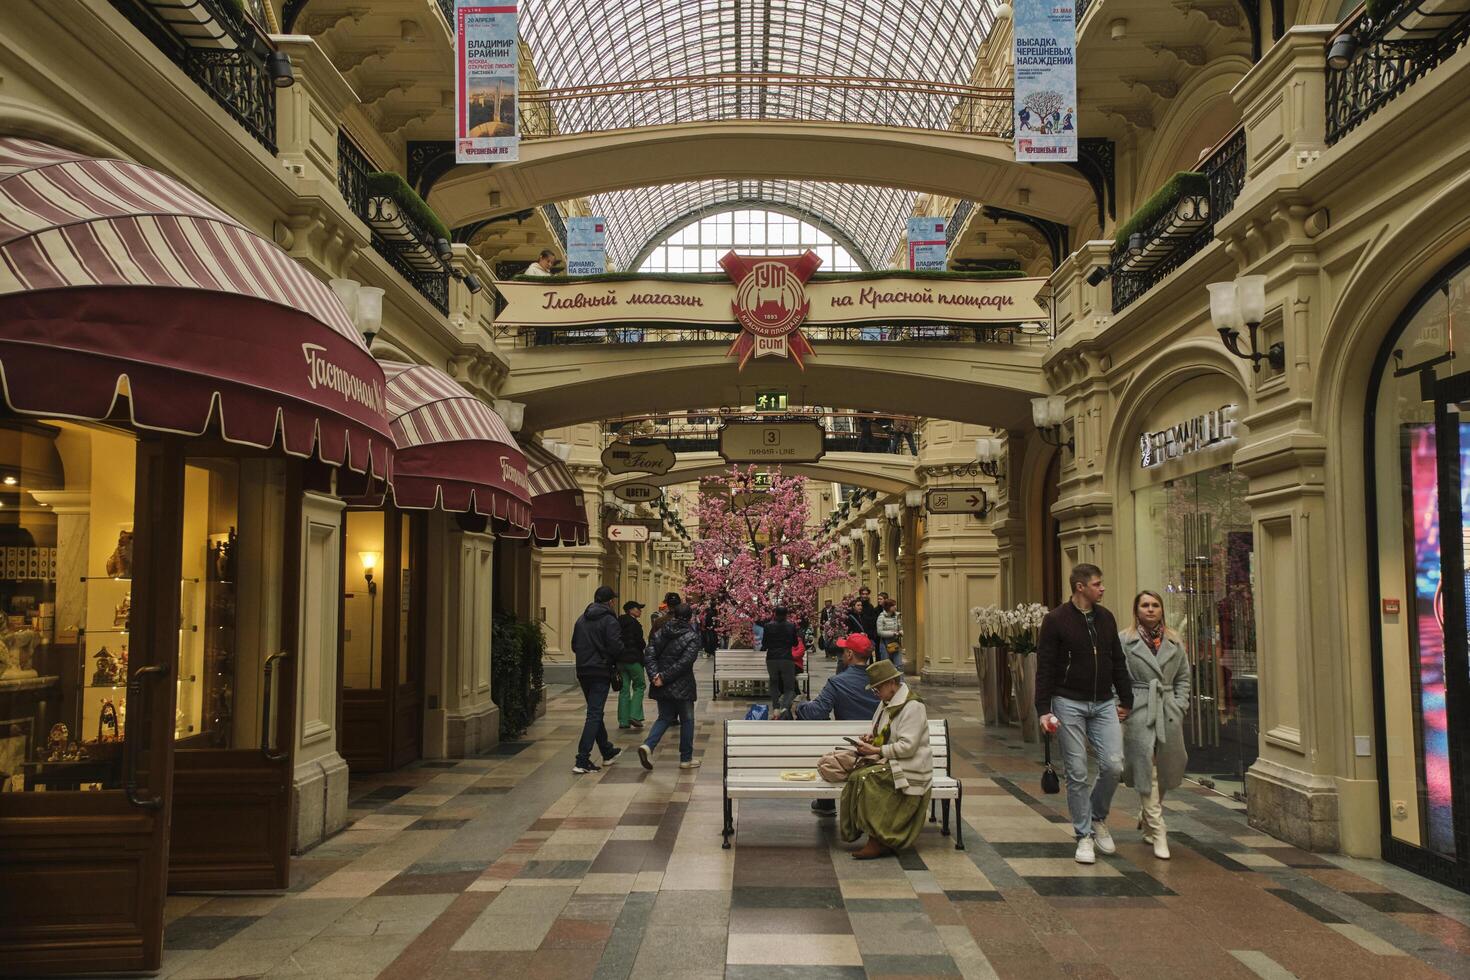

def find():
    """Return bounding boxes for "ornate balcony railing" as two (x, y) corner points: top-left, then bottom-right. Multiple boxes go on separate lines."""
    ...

(947, 200), (975, 248)
(1076, 0), (1095, 24)
(337, 132), (450, 314)
(110, 0), (278, 153)
(517, 73), (1015, 139)
(541, 204), (568, 249)
(1109, 127), (1246, 314)
(437, 0), (455, 31)
(1326, 2), (1470, 145)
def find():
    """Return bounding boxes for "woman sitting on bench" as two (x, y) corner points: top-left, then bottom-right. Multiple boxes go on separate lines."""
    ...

(842, 660), (933, 860)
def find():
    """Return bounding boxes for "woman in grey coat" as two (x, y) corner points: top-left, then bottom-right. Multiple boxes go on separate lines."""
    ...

(1120, 590), (1190, 860)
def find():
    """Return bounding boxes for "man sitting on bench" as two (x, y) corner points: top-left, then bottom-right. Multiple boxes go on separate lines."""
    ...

(781, 633), (880, 815)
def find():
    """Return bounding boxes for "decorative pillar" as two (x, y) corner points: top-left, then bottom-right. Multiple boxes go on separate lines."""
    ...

(441, 526), (499, 756)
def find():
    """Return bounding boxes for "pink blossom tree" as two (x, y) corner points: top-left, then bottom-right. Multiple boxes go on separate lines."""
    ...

(685, 466), (850, 645)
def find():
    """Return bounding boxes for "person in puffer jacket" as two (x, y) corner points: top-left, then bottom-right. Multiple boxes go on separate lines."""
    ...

(637, 604), (702, 771)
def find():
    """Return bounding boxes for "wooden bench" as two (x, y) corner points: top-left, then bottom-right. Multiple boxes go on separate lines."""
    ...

(721, 719), (964, 850)
(712, 649), (810, 700)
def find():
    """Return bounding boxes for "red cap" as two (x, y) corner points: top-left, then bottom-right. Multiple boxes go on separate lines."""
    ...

(836, 633), (873, 655)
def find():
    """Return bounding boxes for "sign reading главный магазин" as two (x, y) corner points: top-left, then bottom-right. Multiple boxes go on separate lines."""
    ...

(1139, 404), (1237, 468)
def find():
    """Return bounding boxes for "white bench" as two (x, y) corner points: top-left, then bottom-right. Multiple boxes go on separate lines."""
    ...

(721, 719), (964, 850)
(712, 649), (810, 700)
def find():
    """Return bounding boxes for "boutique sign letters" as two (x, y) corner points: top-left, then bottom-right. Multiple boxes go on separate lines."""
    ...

(1139, 404), (1238, 468)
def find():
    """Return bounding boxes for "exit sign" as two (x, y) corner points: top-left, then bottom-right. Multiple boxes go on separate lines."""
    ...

(754, 390), (788, 412)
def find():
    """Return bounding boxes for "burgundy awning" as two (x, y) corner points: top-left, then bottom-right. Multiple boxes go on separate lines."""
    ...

(380, 362), (532, 526)
(521, 439), (589, 546)
(0, 138), (393, 479)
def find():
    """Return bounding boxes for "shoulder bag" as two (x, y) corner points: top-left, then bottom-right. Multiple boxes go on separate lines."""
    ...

(1041, 732), (1061, 794)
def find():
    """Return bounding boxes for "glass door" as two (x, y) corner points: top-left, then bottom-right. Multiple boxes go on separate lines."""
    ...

(0, 427), (180, 975)
(168, 456), (296, 891)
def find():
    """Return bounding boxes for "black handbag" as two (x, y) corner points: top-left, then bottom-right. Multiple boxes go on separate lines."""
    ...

(1041, 733), (1061, 795)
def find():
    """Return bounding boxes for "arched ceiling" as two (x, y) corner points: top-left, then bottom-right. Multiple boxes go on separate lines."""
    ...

(600, 180), (913, 270)
(519, 0), (1003, 133)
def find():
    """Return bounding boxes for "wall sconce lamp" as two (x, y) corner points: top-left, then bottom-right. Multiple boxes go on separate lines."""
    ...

(493, 399), (525, 432)
(904, 489), (924, 508)
(1207, 275), (1284, 373)
(975, 436), (1006, 480)
(329, 279), (385, 347)
(265, 51), (295, 88)
(1031, 395), (1074, 452)
(1326, 31), (1358, 70)
(884, 503), (900, 519)
(359, 551), (380, 594)
(864, 518), (880, 532)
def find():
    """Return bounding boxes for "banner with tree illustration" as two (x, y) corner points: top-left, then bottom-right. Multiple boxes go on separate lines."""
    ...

(1012, 0), (1077, 163)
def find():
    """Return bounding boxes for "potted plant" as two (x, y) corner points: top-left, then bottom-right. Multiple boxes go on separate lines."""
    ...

(970, 604), (1008, 726)
(1006, 603), (1050, 743)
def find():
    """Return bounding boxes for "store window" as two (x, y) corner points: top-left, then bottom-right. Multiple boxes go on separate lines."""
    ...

(1369, 258), (1470, 861)
(343, 510), (387, 690)
(0, 420), (136, 793)
(1134, 465), (1259, 799)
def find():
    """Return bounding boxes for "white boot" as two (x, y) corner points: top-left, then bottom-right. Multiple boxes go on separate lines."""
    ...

(1153, 833), (1170, 860)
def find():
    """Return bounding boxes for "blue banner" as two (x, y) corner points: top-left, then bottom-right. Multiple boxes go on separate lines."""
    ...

(907, 216), (948, 272)
(1013, 0), (1077, 163)
(456, 2), (519, 164)
(566, 216), (607, 276)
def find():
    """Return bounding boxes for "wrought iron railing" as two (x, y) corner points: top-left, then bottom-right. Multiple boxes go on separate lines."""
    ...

(504, 322), (1043, 348)
(541, 204), (568, 249)
(1076, 0), (1094, 24)
(437, 0), (455, 31)
(337, 132), (450, 314)
(110, 0), (278, 153)
(1326, 3), (1470, 145)
(947, 200), (975, 248)
(1109, 127), (1246, 314)
(517, 73), (1014, 139)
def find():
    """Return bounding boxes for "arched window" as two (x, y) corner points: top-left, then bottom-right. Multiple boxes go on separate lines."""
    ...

(638, 210), (865, 274)
(1367, 252), (1470, 875)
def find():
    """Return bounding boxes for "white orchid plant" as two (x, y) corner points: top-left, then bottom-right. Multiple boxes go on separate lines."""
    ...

(970, 604), (1006, 647)
(971, 602), (1050, 652)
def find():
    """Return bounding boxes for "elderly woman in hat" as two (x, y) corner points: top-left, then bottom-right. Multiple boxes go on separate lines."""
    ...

(841, 659), (933, 859)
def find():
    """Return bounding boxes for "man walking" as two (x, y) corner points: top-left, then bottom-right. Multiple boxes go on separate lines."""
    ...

(571, 585), (625, 774)
(786, 633), (881, 814)
(1035, 564), (1133, 864)
(857, 587), (880, 654)
(616, 600), (647, 731)
(760, 606), (800, 713)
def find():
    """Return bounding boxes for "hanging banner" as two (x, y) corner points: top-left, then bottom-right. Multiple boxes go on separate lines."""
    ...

(907, 217), (948, 272)
(565, 217), (607, 275)
(455, 1), (519, 164)
(1012, 0), (1077, 163)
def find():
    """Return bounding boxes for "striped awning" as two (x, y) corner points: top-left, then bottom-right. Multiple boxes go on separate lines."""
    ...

(380, 362), (532, 526)
(0, 138), (392, 479)
(521, 439), (589, 545)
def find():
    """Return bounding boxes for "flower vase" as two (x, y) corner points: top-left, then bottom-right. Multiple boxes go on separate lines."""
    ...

(974, 643), (1009, 726)
(1008, 649), (1039, 742)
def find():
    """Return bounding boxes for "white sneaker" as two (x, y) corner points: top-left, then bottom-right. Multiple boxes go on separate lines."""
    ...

(1074, 837), (1096, 864)
(1153, 834), (1171, 860)
(637, 744), (653, 770)
(1092, 822), (1116, 855)
(678, 759), (702, 769)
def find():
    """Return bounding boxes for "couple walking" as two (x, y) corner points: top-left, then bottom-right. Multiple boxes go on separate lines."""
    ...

(1036, 563), (1190, 864)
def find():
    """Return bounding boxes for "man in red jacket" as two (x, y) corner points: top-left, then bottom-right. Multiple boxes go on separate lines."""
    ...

(1034, 564), (1134, 865)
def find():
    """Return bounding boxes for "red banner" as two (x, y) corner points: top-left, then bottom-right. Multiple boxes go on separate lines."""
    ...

(720, 250), (822, 370)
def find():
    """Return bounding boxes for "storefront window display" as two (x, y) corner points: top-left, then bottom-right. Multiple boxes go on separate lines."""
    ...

(1369, 257), (1470, 866)
(0, 420), (136, 793)
(1134, 465), (1259, 799)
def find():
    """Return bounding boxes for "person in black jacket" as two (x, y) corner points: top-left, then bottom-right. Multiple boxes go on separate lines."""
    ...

(760, 606), (800, 712)
(570, 585), (625, 774)
(1034, 564), (1134, 865)
(857, 587), (880, 654)
(637, 604), (702, 770)
(616, 601), (647, 731)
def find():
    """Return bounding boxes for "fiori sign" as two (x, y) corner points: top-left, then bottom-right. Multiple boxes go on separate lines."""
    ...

(1139, 404), (1238, 468)
(721, 250), (821, 370)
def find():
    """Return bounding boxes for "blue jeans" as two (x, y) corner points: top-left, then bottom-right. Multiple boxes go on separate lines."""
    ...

(1051, 695), (1125, 840)
(644, 697), (695, 762)
(577, 676), (617, 766)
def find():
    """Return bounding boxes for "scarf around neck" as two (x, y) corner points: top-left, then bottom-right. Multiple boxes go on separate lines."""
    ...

(1139, 622), (1164, 652)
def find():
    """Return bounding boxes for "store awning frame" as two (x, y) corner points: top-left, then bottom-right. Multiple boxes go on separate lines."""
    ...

(0, 137), (394, 480)
(519, 439), (590, 546)
(378, 362), (532, 528)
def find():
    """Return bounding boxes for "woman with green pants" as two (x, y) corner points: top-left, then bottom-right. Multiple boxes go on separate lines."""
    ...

(616, 601), (648, 729)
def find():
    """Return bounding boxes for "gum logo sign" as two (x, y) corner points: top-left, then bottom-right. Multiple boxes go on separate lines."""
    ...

(721, 250), (822, 370)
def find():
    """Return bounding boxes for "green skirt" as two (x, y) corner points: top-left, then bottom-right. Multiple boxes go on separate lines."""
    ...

(839, 763), (930, 850)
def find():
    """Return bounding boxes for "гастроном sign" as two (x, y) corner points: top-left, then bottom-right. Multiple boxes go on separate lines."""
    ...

(1139, 404), (1237, 468)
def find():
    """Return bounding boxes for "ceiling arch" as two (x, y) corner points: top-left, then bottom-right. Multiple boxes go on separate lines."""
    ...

(625, 195), (877, 272)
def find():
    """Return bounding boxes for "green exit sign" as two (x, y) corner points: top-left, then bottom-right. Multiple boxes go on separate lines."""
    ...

(754, 390), (788, 412)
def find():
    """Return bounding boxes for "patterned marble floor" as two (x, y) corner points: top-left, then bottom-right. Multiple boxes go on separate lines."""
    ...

(150, 657), (1470, 979)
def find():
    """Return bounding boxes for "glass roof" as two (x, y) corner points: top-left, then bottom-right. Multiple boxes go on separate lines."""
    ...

(519, 0), (1002, 132)
(596, 180), (916, 270)
(639, 209), (865, 274)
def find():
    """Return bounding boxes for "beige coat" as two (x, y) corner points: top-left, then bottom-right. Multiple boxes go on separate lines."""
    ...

(872, 684), (932, 796)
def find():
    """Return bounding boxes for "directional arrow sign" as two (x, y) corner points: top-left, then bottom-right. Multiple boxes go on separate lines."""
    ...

(606, 524), (651, 542)
(925, 487), (989, 515)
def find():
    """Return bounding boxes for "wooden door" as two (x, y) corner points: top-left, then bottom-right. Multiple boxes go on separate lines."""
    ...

(0, 433), (181, 975)
(168, 457), (296, 891)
